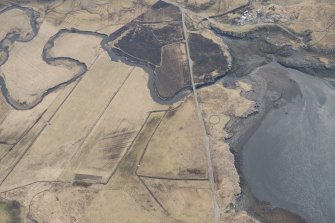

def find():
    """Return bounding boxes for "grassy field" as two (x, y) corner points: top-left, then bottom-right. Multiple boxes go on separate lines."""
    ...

(138, 96), (208, 179)
(1, 21), (80, 105)
(198, 82), (256, 222)
(1, 0), (331, 222)
(0, 8), (32, 41)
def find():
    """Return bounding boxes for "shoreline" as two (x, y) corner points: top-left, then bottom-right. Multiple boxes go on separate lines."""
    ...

(211, 21), (335, 221)
(224, 62), (310, 223)
(0, 2), (335, 222)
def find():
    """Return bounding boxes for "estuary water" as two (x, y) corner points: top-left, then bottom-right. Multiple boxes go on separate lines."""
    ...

(242, 67), (335, 223)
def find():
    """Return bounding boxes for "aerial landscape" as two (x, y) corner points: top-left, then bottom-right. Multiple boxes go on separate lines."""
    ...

(0, 0), (334, 222)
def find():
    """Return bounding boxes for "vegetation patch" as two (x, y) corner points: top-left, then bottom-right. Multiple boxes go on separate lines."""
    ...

(188, 33), (229, 84)
(0, 199), (23, 223)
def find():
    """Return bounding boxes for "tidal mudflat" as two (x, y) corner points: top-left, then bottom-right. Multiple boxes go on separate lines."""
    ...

(240, 62), (335, 223)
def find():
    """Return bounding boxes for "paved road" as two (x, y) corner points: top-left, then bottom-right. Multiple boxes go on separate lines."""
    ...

(180, 9), (220, 223)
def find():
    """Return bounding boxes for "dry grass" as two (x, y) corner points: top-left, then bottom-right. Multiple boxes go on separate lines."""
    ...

(138, 96), (208, 179)
(0, 95), (11, 126)
(60, 66), (165, 183)
(0, 1), (275, 223)
(250, 0), (335, 48)
(90, 112), (167, 223)
(0, 82), (76, 189)
(171, 0), (248, 16)
(0, 90), (59, 144)
(29, 183), (99, 223)
(39, 0), (155, 29)
(0, 8), (32, 41)
(83, 189), (163, 223)
(209, 0), (335, 48)
(49, 32), (104, 65)
(0, 205), (10, 223)
(60, 11), (126, 33)
(0, 52), (133, 190)
(0, 21), (80, 105)
(143, 178), (213, 223)
(287, 1), (335, 48)
(198, 82), (257, 222)
(0, 145), (12, 161)
(1, 182), (57, 207)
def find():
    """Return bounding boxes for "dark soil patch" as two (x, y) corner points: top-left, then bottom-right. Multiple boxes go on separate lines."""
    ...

(0, 199), (22, 223)
(165, 109), (176, 119)
(139, 1), (181, 22)
(115, 23), (183, 66)
(74, 174), (102, 181)
(107, 1), (192, 99)
(188, 33), (229, 83)
(151, 0), (173, 10)
(72, 181), (92, 188)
